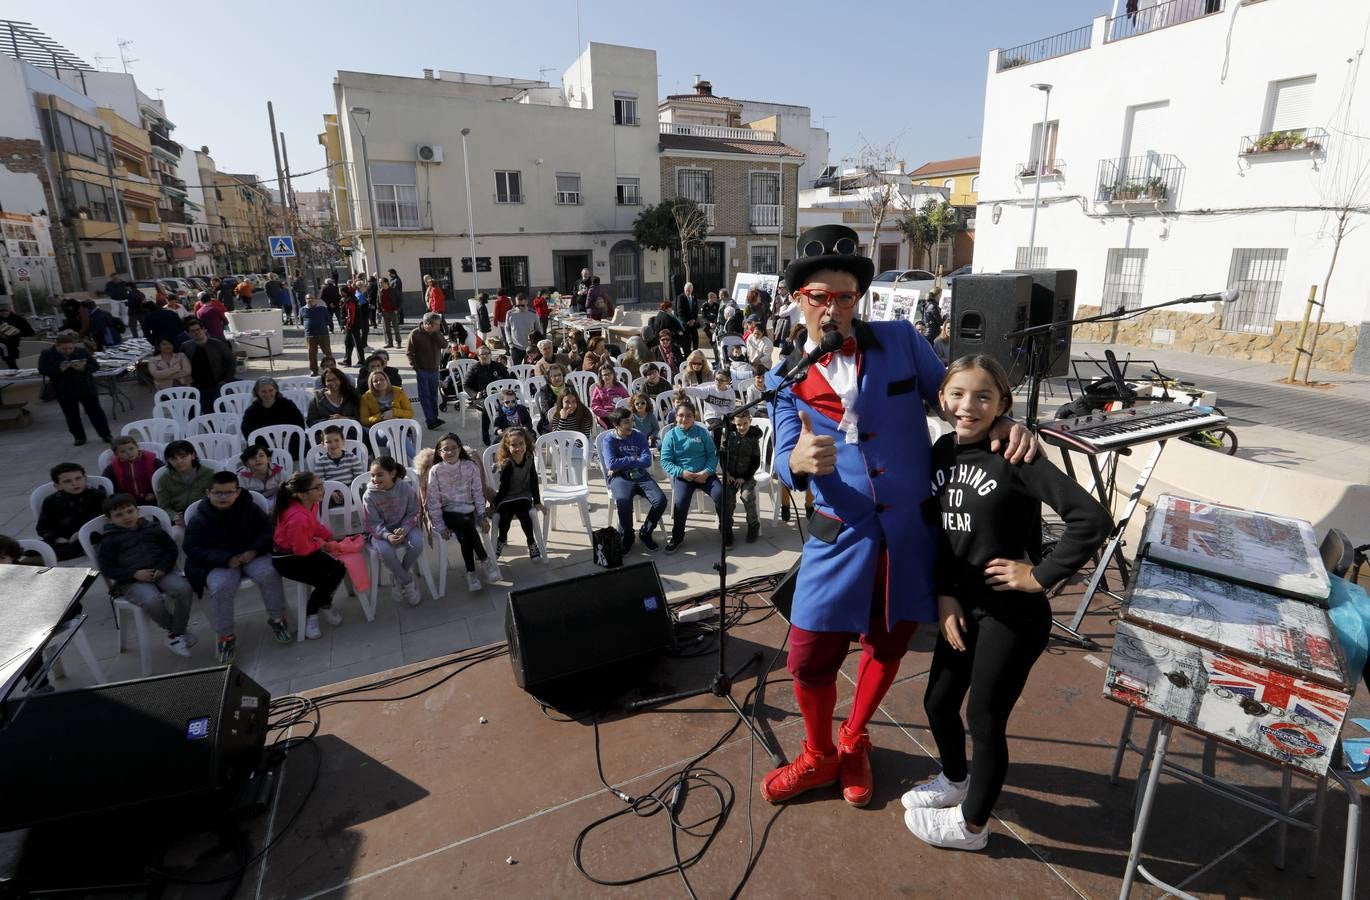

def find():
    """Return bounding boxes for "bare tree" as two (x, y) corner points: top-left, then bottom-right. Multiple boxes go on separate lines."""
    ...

(855, 139), (902, 269)
(670, 200), (710, 288)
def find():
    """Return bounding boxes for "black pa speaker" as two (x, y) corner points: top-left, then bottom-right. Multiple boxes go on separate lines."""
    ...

(1009, 268), (1077, 377)
(0, 666), (270, 829)
(506, 561), (674, 695)
(947, 273), (1032, 373)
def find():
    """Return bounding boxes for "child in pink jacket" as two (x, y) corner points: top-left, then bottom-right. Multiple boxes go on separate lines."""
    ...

(422, 434), (500, 592)
(271, 471), (350, 639)
(589, 365), (629, 430)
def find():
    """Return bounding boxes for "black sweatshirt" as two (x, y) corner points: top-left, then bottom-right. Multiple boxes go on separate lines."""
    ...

(930, 435), (1111, 607)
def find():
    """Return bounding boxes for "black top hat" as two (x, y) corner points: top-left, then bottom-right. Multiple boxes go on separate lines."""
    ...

(783, 224), (875, 295)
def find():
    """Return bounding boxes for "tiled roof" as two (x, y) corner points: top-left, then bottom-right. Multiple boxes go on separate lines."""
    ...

(661, 93), (740, 106)
(658, 133), (804, 158)
(906, 155), (981, 178)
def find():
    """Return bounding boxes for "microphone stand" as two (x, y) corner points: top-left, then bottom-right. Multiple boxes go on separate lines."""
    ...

(1006, 292), (1230, 428)
(622, 354), (826, 766)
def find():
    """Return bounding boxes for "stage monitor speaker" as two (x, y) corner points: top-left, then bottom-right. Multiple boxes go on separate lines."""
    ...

(1009, 268), (1077, 377)
(506, 560), (674, 695)
(0, 666), (270, 830)
(946, 273), (1032, 375)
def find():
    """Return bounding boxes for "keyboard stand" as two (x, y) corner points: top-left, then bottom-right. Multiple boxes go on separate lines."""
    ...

(1050, 439), (1168, 649)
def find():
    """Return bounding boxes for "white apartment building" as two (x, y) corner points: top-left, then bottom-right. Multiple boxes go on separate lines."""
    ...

(331, 43), (661, 305)
(976, 0), (1370, 373)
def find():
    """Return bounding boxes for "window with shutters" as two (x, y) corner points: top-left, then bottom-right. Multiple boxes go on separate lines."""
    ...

(1102, 248), (1148, 311)
(1264, 76), (1316, 134)
(616, 177), (640, 206)
(1221, 249), (1286, 335)
(555, 173), (581, 205)
(495, 170), (522, 203)
(368, 162), (421, 229)
(1028, 120), (1059, 170)
(1015, 247), (1048, 269)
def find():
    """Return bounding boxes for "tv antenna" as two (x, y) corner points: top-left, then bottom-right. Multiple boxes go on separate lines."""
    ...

(537, 64), (555, 81)
(116, 38), (138, 73)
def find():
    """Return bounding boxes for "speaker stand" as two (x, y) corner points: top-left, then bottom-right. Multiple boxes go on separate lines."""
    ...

(622, 391), (785, 767)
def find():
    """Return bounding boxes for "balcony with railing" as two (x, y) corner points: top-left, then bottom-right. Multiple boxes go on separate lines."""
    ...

(1095, 154), (1184, 205)
(159, 172), (187, 194)
(1105, 0), (1225, 43)
(1015, 158), (1065, 180)
(750, 203), (781, 232)
(996, 24), (1092, 72)
(1239, 127), (1328, 159)
(659, 122), (776, 142)
(149, 130), (182, 159)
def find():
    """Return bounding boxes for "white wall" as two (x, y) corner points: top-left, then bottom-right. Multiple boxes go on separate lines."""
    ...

(739, 100), (829, 188)
(976, 1), (1370, 330)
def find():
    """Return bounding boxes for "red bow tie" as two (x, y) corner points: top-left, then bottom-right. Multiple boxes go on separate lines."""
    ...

(819, 336), (858, 366)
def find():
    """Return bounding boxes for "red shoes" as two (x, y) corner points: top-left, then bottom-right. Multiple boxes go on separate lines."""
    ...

(761, 740), (840, 804)
(837, 723), (874, 807)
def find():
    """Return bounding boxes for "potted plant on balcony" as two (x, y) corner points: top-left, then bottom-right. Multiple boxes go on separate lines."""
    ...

(1097, 183), (1114, 202)
(1145, 176), (1167, 200)
(1020, 164), (1037, 178)
(1272, 130), (1293, 151)
(1117, 182), (1141, 201)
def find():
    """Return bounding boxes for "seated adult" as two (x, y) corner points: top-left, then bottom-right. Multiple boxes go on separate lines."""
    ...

(36, 461), (108, 560)
(146, 336), (192, 390)
(183, 472), (291, 663)
(532, 340), (571, 377)
(534, 363), (571, 432)
(462, 346), (510, 447)
(580, 335), (610, 373)
(601, 409), (665, 553)
(651, 328), (683, 376)
(360, 369), (416, 428)
(658, 401), (724, 554)
(307, 366), (361, 425)
(180, 318), (236, 411)
(241, 376), (306, 459)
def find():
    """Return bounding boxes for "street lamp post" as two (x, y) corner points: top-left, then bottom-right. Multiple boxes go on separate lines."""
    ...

(348, 106), (382, 276)
(1026, 83), (1052, 266)
(459, 127), (478, 298)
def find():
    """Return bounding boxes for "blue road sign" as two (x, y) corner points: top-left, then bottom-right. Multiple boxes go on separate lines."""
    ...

(268, 235), (296, 258)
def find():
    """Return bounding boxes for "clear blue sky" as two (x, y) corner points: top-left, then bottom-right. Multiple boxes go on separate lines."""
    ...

(9, 0), (1110, 191)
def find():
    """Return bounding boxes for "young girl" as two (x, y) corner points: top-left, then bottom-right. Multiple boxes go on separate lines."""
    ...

(490, 427), (543, 562)
(237, 445), (287, 499)
(549, 390), (594, 439)
(903, 355), (1110, 851)
(628, 392), (659, 446)
(271, 471), (350, 639)
(103, 436), (162, 504)
(424, 434), (500, 592)
(491, 386), (534, 439)
(363, 456), (424, 606)
(589, 365), (629, 430)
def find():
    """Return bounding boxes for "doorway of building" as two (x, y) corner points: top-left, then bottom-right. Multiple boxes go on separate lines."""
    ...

(878, 242), (899, 273)
(553, 251), (592, 295)
(609, 241), (640, 305)
(669, 241), (725, 297)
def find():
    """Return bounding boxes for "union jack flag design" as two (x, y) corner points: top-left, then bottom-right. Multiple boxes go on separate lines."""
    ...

(1209, 655), (1349, 727)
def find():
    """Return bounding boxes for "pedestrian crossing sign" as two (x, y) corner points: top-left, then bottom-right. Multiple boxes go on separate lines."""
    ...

(268, 235), (296, 258)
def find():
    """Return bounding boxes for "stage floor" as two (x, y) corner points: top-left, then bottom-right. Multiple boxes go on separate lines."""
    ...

(247, 574), (1370, 899)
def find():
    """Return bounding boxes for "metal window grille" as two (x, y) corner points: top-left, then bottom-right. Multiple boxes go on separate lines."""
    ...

(750, 245), (778, 274)
(1221, 248), (1286, 334)
(749, 172), (780, 205)
(418, 257), (452, 288)
(495, 171), (522, 203)
(677, 169), (712, 204)
(614, 98), (639, 126)
(555, 173), (581, 205)
(1015, 247), (1048, 268)
(1103, 248), (1148, 310)
(616, 178), (640, 205)
(499, 256), (530, 295)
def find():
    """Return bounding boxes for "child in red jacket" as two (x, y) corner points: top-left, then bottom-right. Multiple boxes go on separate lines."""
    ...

(102, 436), (162, 504)
(270, 471), (356, 639)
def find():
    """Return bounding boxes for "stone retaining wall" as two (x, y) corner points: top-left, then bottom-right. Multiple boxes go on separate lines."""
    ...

(1072, 304), (1361, 373)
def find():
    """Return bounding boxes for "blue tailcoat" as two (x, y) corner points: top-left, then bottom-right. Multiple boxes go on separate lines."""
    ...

(767, 319), (946, 633)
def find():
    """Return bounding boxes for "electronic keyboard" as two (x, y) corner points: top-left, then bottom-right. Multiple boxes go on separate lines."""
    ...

(1038, 402), (1228, 455)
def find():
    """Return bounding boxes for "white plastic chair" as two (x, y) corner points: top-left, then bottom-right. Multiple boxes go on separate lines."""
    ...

(306, 418), (365, 446)
(277, 375), (317, 391)
(565, 370), (597, 401)
(76, 505), (175, 676)
(121, 418), (183, 443)
(29, 476), (115, 521)
(283, 389), (313, 420)
(247, 424), (309, 470)
(190, 412), (241, 436)
(446, 358), (477, 424)
(19, 539), (106, 685)
(718, 335), (744, 357)
(219, 379), (256, 396)
(628, 376), (647, 396)
(479, 444), (548, 564)
(751, 417), (779, 525)
(320, 478), (362, 538)
(98, 443), (165, 474)
(509, 363), (537, 383)
(153, 398), (199, 422)
(213, 394), (252, 417)
(155, 386), (200, 406)
(187, 432), (243, 464)
(614, 366), (632, 389)
(533, 431), (594, 547)
(654, 393), (677, 425)
(368, 419), (422, 468)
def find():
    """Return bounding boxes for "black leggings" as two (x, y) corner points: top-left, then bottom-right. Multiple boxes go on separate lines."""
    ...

(441, 509), (488, 571)
(496, 498), (535, 546)
(272, 551), (345, 615)
(923, 596), (1051, 826)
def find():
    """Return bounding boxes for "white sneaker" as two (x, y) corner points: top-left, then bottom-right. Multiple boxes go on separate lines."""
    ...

(304, 615), (322, 640)
(178, 631), (199, 650)
(402, 581), (421, 606)
(466, 571), (483, 592)
(166, 634), (194, 657)
(482, 558), (501, 582)
(901, 772), (969, 810)
(320, 606), (343, 626)
(904, 805), (990, 851)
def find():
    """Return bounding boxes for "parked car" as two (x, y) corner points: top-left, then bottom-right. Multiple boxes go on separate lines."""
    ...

(184, 275), (211, 292)
(159, 278), (196, 301)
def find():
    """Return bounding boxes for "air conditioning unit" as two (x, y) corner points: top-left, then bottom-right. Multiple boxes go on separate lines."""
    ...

(416, 144), (444, 163)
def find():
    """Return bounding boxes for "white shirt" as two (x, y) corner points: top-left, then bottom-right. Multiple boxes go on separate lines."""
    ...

(803, 335), (857, 398)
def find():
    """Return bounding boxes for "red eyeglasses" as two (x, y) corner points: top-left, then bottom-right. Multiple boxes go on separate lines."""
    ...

(794, 287), (862, 309)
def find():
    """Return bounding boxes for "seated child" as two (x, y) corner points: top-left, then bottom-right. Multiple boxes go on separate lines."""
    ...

(687, 369), (736, 431)
(306, 424), (365, 487)
(727, 343), (754, 388)
(237, 445), (288, 498)
(36, 462), (108, 561)
(103, 435), (163, 505)
(750, 363), (770, 417)
(490, 386), (534, 440)
(95, 493), (197, 657)
(0, 534), (44, 566)
(155, 441), (217, 540)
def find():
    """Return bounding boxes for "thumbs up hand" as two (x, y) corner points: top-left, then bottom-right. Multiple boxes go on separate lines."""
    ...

(790, 410), (837, 476)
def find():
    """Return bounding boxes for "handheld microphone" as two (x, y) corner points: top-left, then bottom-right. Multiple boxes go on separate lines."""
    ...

(779, 330), (845, 383)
